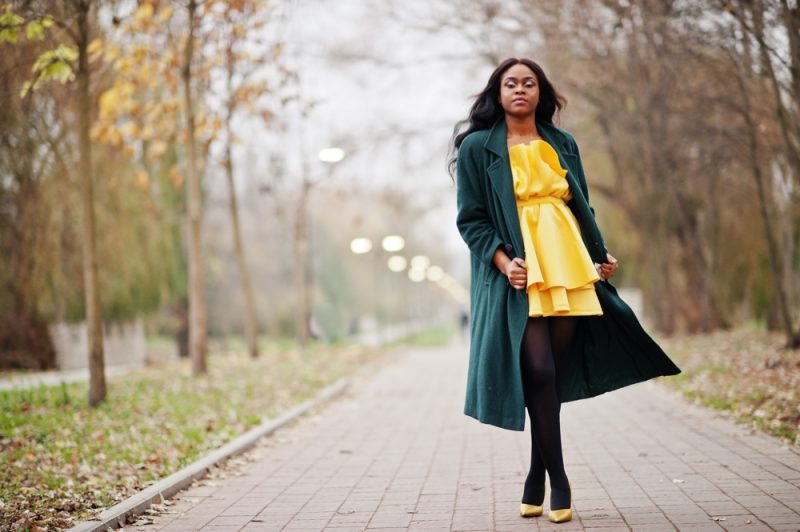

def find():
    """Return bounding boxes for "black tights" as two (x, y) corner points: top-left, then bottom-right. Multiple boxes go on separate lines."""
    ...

(520, 316), (576, 509)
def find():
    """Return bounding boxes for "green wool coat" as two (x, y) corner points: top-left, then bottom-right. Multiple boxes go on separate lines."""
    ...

(455, 119), (681, 431)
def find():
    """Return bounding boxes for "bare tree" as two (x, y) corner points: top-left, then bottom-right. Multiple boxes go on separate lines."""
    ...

(183, 0), (207, 373)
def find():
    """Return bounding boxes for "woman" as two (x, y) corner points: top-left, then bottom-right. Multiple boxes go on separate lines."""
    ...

(450, 58), (681, 524)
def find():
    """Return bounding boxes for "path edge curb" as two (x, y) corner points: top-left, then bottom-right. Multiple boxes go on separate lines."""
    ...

(67, 377), (350, 532)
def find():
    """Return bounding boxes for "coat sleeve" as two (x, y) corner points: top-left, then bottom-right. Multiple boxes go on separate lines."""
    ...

(568, 134), (609, 255)
(455, 135), (505, 269)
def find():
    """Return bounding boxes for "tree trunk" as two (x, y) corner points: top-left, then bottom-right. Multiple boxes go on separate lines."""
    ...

(294, 180), (312, 347)
(175, 296), (189, 358)
(183, 0), (207, 373)
(76, 0), (106, 406)
(749, 1), (800, 189)
(225, 157), (259, 357)
(224, 45), (259, 358)
(734, 58), (799, 347)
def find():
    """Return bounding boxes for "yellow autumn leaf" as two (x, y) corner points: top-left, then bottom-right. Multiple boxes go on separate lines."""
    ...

(136, 61), (152, 80)
(117, 80), (136, 97)
(133, 3), (154, 23)
(168, 166), (183, 188)
(118, 58), (135, 75)
(158, 4), (173, 22)
(98, 88), (118, 119)
(209, 117), (222, 134)
(119, 121), (139, 137)
(104, 44), (120, 62)
(149, 140), (168, 159)
(108, 129), (123, 148)
(134, 170), (150, 192)
(25, 20), (45, 40)
(131, 45), (148, 63)
(90, 122), (105, 140)
(88, 38), (102, 55)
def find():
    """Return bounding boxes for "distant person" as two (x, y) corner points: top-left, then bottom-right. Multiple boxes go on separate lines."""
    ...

(450, 58), (681, 523)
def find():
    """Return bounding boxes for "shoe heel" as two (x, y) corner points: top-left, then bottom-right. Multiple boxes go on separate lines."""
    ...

(547, 481), (572, 523)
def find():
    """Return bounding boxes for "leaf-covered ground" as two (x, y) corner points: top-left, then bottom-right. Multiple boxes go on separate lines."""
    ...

(658, 327), (800, 446)
(0, 341), (381, 531)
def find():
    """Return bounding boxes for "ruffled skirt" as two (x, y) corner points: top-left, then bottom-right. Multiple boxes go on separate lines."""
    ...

(517, 195), (603, 317)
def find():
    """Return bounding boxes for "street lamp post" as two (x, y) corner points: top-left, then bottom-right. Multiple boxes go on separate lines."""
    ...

(294, 178), (313, 347)
(294, 146), (345, 347)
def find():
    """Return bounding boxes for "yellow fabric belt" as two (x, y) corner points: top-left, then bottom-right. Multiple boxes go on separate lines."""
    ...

(516, 196), (566, 208)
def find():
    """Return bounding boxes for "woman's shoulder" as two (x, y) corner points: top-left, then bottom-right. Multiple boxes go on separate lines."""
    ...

(541, 122), (578, 149)
(459, 129), (491, 153)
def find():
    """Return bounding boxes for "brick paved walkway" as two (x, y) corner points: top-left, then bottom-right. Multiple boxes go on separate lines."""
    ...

(143, 341), (800, 532)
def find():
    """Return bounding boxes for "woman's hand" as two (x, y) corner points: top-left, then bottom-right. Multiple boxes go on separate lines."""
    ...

(599, 253), (619, 280)
(504, 257), (528, 291)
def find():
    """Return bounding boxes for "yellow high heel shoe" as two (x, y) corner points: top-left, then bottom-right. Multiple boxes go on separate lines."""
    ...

(547, 481), (572, 523)
(519, 502), (543, 517)
(520, 481), (545, 517)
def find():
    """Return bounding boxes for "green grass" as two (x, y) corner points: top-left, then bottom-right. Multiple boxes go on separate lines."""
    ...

(387, 322), (458, 348)
(0, 342), (379, 530)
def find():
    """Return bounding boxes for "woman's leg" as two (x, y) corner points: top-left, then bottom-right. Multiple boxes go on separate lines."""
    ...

(519, 317), (575, 510)
(522, 421), (546, 505)
(549, 316), (578, 401)
(522, 315), (577, 504)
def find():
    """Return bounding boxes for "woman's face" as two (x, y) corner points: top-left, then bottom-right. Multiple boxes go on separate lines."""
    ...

(499, 63), (539, 118)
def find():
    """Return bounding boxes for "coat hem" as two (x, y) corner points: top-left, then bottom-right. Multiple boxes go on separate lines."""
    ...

(463, 410), (526, 432)
(464, 370), (681, 432)
(561, 371), (681, 404)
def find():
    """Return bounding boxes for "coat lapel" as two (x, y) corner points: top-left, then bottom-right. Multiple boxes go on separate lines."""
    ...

(537, 121), (575, 174)
(483, 120), (525, 258)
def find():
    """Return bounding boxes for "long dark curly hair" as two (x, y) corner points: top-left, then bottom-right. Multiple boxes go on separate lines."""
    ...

(447, 58), (567, 179)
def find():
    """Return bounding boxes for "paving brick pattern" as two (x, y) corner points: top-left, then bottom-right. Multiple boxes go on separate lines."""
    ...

(143, 341), (800, 531)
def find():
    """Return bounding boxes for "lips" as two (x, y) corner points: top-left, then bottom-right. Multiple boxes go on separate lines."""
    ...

(512, 98), (527, 104)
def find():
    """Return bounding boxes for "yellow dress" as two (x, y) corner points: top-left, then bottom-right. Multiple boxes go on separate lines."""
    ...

(509, 139), (603, 317)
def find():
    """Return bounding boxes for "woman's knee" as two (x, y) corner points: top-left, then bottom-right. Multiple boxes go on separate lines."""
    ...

(527, 359), (556, 387)
(520, 318), (557, 386)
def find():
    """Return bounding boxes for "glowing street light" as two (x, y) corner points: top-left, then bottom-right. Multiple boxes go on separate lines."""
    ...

(318, 147), (346, 164)
(410, 255), (430, 271)
(426, 265), (444, 282)
(350, 237), (372, 254)
(387, 255), (407, 272)
(408, 268), (426, 282)
(437, 274), (455, 288)
(382, 235), (405, 252)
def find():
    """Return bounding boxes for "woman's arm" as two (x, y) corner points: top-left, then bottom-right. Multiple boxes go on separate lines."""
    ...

(493, 248), (528, 289)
